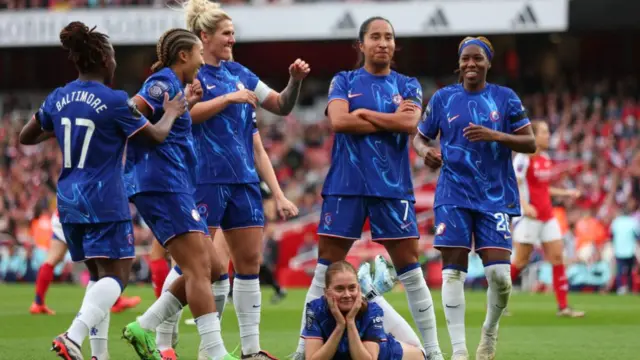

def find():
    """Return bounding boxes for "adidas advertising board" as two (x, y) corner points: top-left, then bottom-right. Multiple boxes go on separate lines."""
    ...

(0, 0), (567, 47)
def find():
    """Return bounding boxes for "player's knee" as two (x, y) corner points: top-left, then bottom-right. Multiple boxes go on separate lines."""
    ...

(547, 252), (564, 265)
(485, 266), (512, 292)
(182, 251), (212, 282)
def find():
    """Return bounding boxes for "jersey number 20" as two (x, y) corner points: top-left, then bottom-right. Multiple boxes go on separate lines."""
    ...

(494, 213), (511, 233)
(61, 117), (95, 169)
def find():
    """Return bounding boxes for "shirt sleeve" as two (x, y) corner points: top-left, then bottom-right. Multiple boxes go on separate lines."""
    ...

(361, 302), (386, 343)
(113, 92), (150, 138)
(402, 77), (423, 108)
(136, 75), (174, 114)
(328, 72), (348, 104)
(513, 153), (530, 180)
(506, 89), (531, 133)
(37, 93), (55, 132)
(417, 91), (441, 140)
(301, 302), (324, 340)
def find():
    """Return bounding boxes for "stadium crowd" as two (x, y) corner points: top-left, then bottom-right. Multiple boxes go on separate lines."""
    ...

(1, 74), (638, 292)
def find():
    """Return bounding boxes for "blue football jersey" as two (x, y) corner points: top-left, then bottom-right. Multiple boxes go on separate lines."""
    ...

(125, 67), (198, 196)
(38, 80), (149, 223)
(417, 83), (530, 216)
(193, 62), (260, 185)
(302, 297), (387, 360)
(322, 68), (422, 200)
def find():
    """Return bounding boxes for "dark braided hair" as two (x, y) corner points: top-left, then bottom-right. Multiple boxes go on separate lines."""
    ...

(59, 21), (111, 74)
(354, 16), (396, 69)
(151, 28), (200, 73)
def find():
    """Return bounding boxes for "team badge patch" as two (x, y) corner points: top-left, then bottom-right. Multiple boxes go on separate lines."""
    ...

(191, 209), (201, 222)
(393, 94), (403, 105)
(490, 110), (500, 122)
(127, 234), (134, 245)
(148, 81), (169, 101)
(305, 307), (315, 330)
(435, 223), (446, 235)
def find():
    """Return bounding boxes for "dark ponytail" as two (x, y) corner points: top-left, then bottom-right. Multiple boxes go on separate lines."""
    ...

(59, 21), (110, 74)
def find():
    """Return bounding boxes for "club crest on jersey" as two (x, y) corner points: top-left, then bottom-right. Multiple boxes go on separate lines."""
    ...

(191, 209), (201, 222)
(237, 82), (245, 90)
(435, 223), (446, 235)
(490, 111), (500, 122)
(127, 234), (134, 245)
(148, 81), (169, 100)
(393, 94), (403, 105)
(324, 213), (332, 226)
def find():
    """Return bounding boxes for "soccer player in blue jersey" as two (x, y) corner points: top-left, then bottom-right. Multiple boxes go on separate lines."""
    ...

(19, 21), (186, 360)
(146, 1), (307, 359)
(296, 16), (444, 360)
(121, 28), (234, 360)
(413, 36), (537, 360)
(303, 261), (425, 360)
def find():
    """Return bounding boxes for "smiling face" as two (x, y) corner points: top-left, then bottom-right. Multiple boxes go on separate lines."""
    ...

(325, 269), (361, 313)
(459, 44), (490, 89)
(201, 19), (235, 63)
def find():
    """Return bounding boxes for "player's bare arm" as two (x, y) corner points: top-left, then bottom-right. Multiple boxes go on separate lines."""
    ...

(354, 103), (421, 133)
(413, 134), (443, 169)
(328, 100), (381, 134)
(19, 114), (54, 145)
(517, 178), (538, 217)
(463, 122), (536, 153)
(261, 58), (310, 116)
(252, 132), (299, 219)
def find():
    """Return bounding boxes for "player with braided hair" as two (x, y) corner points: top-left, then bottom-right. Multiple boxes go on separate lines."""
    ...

(19, 21), (186, 360)
(414, 36), (536, 360)
(122, 28), (236, 360)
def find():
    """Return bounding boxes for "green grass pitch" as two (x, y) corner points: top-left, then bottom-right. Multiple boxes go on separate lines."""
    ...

(1, 284), (638, 359)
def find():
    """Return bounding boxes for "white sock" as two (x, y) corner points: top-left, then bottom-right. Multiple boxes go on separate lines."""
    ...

(296, 261), (328, 354)
(483, 264), (512, 333)
(368, 292), (422, 349)
(139, 291), (182, 331)
(213, 275), (230, 320)
(67, 277), (122, 347)
(233, 276), (261, 355)
(83, 280), (108, 357)
(156, 267), (183, 350)
(397, 265), (440, 353)
(196, 312), (228, 359)
(442, 269), (467, 354)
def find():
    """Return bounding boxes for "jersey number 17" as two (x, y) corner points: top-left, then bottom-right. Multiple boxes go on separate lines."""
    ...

(61, 117), (95, 169)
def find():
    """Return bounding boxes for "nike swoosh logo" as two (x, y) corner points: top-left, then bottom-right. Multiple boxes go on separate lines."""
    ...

(418, 305), (433, 312)
(252, 304), (261, 308)
(447, 115), (460, 123)
(348, 93), (362, 98)
(401, 222), (413, 230)
(206, 85), (215, 90)
(445, 304), (460, 308)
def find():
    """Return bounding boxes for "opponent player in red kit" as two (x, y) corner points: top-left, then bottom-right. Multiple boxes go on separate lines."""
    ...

(511, 120), (585, 317)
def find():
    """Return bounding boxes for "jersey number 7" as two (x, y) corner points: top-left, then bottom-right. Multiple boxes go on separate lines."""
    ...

(61, 117), (95, 169)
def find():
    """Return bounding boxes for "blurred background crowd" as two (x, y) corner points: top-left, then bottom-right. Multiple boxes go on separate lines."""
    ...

(1, 0), (638, 295)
